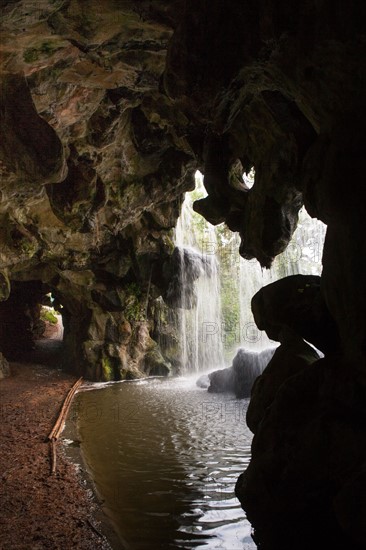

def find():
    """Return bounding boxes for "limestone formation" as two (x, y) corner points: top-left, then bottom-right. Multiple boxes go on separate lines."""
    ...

(0, 0), (193, 379)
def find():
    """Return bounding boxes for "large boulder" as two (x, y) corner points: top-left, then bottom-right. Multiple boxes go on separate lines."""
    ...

(205, 347), (276, 397)
(207, 366), (235, 393)
(233, 347), (276, 398)
(251, 274), (340, 354)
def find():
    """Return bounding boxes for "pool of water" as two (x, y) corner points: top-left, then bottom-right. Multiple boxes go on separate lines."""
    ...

(72, 375), (256, 549)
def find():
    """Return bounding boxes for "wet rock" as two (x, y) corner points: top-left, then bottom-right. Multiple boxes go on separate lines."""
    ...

(196, 373), (210, 388)
(163, 247), (215, 309)
(233, 347), (276, 399)
(206, 348), (276, 397)
(144, 347), (171, 377)
(208, 366), (235, 394)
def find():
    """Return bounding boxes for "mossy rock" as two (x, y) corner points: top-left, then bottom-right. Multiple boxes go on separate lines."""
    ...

(101, 356), (115, 382)
(144, 348), (171, 377)
(23, 41), (63, 63)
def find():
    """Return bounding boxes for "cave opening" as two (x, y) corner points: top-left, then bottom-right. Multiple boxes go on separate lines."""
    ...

(173, 169), (327, 373)
(0, 280), (65, 368)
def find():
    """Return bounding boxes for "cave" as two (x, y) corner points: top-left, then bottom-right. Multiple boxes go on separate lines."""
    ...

(1, 1), (366, 549)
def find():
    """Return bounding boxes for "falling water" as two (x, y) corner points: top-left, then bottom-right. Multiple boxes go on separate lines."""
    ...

(237, 207), (327, 352)
(174, 171), (327, 368)
(175, 175), (225, 373)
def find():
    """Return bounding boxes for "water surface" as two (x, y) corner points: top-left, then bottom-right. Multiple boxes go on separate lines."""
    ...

(74, 376), (256, 549)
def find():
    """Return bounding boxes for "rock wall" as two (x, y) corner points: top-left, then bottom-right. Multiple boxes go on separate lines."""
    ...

(0, 0), (193, 379)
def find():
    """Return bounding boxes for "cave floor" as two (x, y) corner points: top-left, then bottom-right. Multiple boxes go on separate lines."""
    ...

(0, 354), (111, 549)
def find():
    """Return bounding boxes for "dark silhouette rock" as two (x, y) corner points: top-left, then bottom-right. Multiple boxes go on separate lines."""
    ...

(246, 332), (320, 433)
(251, 274), (340, 354)
(236, 358), (366, 550)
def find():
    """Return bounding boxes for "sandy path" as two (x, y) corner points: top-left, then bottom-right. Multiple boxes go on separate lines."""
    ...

(0, 353), (112, 550)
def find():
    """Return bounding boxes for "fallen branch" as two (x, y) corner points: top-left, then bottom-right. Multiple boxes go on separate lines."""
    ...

(51, 439), (57, 475)
(48, 377), (83, 475)
(48, 377), (83, 440)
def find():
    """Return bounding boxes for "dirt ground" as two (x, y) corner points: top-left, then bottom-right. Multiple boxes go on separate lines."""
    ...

(0, 343), (112, 550)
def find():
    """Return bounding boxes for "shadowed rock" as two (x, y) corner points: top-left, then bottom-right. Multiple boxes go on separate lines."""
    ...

(163, 246), (216, 309)
(246, 332), (321, 433)
(204, 347), (276, 397)
(251, 274), (340, 354)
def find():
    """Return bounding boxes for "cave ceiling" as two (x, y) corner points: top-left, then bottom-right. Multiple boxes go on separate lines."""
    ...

(1, 0), (366, 359)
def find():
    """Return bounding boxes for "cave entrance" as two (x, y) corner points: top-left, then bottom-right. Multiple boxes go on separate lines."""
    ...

(40, 293), (64, 342)
(0, 281), (65, 368)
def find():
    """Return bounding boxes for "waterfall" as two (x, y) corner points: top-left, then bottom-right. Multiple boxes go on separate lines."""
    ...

(237, 207), (326, 352)
(175, 175), (225, 373)
(174, 171), (326, 371)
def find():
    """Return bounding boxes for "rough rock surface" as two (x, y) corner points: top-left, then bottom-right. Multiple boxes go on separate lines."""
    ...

(0, 1), (193, 379)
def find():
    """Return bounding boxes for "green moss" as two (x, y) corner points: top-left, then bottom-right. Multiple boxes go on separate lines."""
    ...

(124, 282), (146, 322)
(101, 356), (114, 382)
(20, 238), (37, 255)
(23, 42), (60, 64)
(162, 233), (175, 254)
(23, 49), (39, 63)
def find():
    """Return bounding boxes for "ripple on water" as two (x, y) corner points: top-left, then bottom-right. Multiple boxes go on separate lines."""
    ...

(75, 376), (256, 549)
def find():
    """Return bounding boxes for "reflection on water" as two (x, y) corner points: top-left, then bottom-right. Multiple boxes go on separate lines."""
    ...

(74, 376), (256, 549)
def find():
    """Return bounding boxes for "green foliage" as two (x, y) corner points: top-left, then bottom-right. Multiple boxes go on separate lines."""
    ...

(124, 282), (145, 322)
(40, 307), (58, 325)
